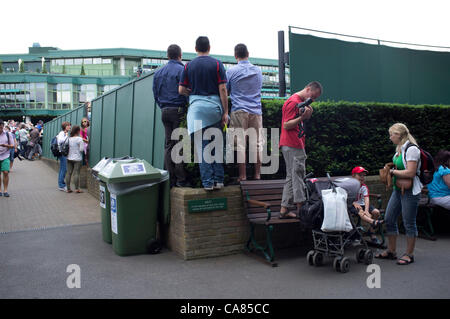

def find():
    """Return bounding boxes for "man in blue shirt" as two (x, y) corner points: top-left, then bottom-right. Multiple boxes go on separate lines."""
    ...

(153, 44), (189, 187)
(179, 36), (229, 191)
(226, 44), (263, 182)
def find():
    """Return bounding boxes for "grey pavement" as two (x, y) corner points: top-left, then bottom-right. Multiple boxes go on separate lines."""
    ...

(0, 159), (99, 233)
(1, 160), (450, 299)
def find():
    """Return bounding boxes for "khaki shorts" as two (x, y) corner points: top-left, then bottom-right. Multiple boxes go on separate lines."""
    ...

(228, 110), (264, 163)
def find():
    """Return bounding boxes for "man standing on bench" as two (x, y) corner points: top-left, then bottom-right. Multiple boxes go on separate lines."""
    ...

(279, 81), (323, 218)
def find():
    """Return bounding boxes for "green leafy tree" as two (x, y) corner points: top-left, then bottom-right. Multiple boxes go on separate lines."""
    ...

(62, 65), (66, 74)
(80, 63), (85, 76)
(0, 60), (3, 73)
(42, 62), (47, 74)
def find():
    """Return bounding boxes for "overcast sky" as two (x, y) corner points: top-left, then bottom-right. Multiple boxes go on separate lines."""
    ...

(1, 0), (449, 59)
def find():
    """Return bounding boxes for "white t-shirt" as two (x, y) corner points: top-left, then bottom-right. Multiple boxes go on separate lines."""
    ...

(394, 141), (423, 195)
(356, 184), (370, 206)
(67, 136), (84, 161)
(56, 131), (68, 145)
(18, 129), (28, 143)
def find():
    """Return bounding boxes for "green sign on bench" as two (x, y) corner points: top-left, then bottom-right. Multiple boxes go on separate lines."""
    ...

(188, 198), (228, 213)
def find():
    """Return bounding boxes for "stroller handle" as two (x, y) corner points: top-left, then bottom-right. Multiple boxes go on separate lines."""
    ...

(304, 172), (314, 181)
(326, 172), (337, 193)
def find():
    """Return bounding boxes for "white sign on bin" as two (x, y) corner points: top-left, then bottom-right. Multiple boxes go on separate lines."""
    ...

(110, 194), (118, 234)
(121, 163), (146, 175)
(99, 185), (106, 209)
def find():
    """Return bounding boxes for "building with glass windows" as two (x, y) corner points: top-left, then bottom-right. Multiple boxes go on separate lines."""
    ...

(0, 44), (289, 121)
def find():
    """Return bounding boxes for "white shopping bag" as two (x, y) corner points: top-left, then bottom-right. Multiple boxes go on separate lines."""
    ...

(321, 187), (353, 232)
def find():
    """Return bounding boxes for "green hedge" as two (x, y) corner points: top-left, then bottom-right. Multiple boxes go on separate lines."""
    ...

(184, 100), (450, 186)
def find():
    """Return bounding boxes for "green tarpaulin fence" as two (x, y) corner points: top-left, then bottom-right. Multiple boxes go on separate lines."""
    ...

(289, 30), (450, 105)
(43, 72), (165, 169)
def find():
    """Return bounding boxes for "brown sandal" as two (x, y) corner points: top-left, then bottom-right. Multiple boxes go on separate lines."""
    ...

(75, 190), (83, 193)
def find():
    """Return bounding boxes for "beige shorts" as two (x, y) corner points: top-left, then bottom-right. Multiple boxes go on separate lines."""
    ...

(229, 110), (264, 163)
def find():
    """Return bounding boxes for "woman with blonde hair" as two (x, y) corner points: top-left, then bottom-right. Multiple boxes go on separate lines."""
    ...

(375, 123), (423, 265)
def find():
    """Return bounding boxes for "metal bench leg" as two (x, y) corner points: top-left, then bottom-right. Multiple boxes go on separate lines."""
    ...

(266, 225), (276, 265)
(418, 207), (437, 241)
(427, 208), (435, 236)
(246, 224), (256, 252)
(245, 224), (278, 267)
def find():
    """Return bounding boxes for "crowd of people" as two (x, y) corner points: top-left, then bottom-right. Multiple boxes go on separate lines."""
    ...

(152, 36), (449, 267)
(1, 36), (449, 267)
(0, 119), (45, 197)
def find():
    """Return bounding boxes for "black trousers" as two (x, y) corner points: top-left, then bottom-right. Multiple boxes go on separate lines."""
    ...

(161, 107), (188, 185)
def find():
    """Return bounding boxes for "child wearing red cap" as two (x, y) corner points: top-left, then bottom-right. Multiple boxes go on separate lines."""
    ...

(351, 166), (384, 245)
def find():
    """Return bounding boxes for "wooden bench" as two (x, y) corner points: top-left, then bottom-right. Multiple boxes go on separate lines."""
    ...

(240, 179), (301, 267)
(417, 187), (438, 241)
(240, 177), (388, 266)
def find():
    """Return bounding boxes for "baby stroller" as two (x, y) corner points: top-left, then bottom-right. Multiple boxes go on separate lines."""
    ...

(299, 173), (374, 273)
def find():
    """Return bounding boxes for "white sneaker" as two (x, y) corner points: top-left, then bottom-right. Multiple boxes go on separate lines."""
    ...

(214, 183), (224, 190)
(204, 186), (214, 191)
(58, 186), (67, 192)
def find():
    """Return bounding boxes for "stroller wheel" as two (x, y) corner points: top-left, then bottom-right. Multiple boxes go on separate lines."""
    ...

(356, 248), (365, 263)
(364, 250), (374, 265)
(340, 257), (350, 273)
(306, 250), (315, 266)
(333, 257), (341, 272)
(313, 252), (324, 267)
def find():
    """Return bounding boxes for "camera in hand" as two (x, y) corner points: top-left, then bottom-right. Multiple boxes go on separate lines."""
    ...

(296, 98), (313, 139)
(296, 97), (313, 114)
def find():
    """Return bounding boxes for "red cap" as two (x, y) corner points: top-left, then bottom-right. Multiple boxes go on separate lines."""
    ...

(352, 166), (368, 175)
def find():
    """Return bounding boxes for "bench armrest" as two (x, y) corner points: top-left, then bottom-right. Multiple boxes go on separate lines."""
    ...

(247, 199), (271, 209)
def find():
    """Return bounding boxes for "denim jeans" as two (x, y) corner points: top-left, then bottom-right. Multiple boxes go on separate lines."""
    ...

(162, 107), (188, 185)
(19, 141), (27, 157)
(384, 189), (420, 238)
(194, 122), (224, 188)
(58, 156), (67, 188)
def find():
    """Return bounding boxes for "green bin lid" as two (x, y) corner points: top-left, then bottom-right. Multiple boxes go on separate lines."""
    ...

(98, 158), (162, 184)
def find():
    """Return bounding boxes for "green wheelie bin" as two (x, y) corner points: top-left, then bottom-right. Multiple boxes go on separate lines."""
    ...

(98, 158), (170, 256)
(92, 157), (114, 244)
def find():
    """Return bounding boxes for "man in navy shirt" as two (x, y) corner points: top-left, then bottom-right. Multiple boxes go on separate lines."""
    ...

(179, 36), (228, 191)
(153, 44), (189, 187)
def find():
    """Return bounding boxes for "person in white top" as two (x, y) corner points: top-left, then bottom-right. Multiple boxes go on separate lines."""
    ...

(56, 122), (71, 191)
(376, 123), (423, 266)
(65, 125), (84, 193)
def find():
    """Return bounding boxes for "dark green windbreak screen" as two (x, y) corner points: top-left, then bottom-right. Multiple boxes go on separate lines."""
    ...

(43, 72), (165, 170)
(88, 72), (164, 169)
(289, 32), (450, 104)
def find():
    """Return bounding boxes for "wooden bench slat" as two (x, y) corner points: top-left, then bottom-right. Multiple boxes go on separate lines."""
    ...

(242, 189), (284, 196)
(250, 217), (300, 225)
(240, 179), (285, 185)
(246, 194), (286, 201)
(240, 184), (285, 191)
(248, 211), (281, 219)
(248, 206), (282, 214)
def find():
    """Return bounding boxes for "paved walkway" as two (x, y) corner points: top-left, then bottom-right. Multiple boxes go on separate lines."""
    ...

(0, 159), (450, 299)
(0, 159), (100, 234)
